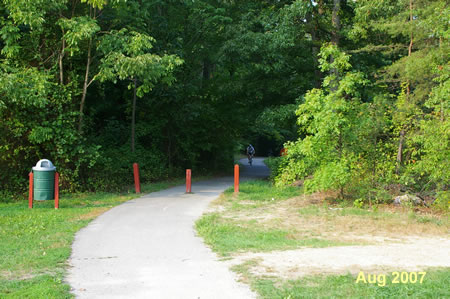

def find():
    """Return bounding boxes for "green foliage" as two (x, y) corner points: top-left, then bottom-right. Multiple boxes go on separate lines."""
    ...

(276, 44), (370, 197)
(97, 29), (183, 96)
(0, 0), (447, 203)
(276, 0), (448, 203)
(432, 191), (449, 210)
(409, 69), (449, 191)
(353, 198), (365, 209)
(354, 0), (450, 199)
(0, 19), (21, 58)
(2, 0), (66, 29)
(0, 64), (100, 193)
(255, 104), (299, 151)
(81, 0), (106, 9)
(86, 145), (171, 191)
(58, 16), (100, 56)
(264, 157), (284, 180)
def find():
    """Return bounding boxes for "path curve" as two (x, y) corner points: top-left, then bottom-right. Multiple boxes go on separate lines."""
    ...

(66, 158), (268, 298)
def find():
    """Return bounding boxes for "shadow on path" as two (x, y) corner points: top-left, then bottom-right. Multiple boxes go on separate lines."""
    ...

(239, 157), (271, 180)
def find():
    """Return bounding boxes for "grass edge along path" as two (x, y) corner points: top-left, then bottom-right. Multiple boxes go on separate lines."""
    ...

(196, 179), (450, 298)
(0, 178), (192, 298)
(195, 212), (347, 257)
(232, 261), (450, 299)
(195, 180), (350, 257)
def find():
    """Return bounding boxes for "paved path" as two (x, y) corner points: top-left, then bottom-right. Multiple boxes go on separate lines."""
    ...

(66, 158), (268, 299)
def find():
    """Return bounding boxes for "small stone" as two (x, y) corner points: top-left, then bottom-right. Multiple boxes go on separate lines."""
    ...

(393, 194), (424, 206)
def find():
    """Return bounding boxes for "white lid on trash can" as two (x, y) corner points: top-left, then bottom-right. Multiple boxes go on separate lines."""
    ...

(32, 159), (56, 171)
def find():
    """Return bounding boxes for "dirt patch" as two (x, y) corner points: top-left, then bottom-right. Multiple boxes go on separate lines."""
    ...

(0, 270), (34, 281)
(227, 237), (450, 280)
(72, 208), (109, 221)
(47, 240), (69, 249)
(214, 193), (448, 244)
(211, 189), (449, 280)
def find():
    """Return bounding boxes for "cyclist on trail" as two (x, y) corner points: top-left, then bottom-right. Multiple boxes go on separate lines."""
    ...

(246, 144), (255, 164)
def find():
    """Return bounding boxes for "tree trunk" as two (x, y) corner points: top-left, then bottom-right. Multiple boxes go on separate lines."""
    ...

(371, 135), (377, 206)
(332, 0), (341, 46)
(78, 38), (92, 134)
(406, 0), (413, 96)
(397, 0), (414, 171)
(396, 129), (405, 174)
(59, 30), (65, 85)
(131, 78), (137, 153)
(329, 0), (341, 91)
(309, 0), (322, 88)
(167, 125), (172, 175)
(311, 29), (322, 88)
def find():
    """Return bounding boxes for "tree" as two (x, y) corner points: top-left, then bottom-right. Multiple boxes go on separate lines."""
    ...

(276, 44), (369, 198)
(97, 29), (182, 153)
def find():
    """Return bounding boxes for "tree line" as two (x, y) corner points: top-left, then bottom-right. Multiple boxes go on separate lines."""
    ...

(0, 0), (448, 205)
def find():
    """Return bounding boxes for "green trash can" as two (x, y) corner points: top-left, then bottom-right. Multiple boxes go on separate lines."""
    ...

(32, 159), (56, 201)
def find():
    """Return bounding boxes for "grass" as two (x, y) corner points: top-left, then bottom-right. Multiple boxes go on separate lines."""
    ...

(230, 261), (450, 298)
(195, 213), (343, 256)
(222, 180), (304, 212)
(0, 178), (187, 298)
(224, 180), (302, 202)
(198, 180), (448, 257)
(294, 202), (448, 239)
(199, 179), (449, 298)
(408, 213), (445, 226)
(250, 269), (450, 299)
(196, 180), (348, 256)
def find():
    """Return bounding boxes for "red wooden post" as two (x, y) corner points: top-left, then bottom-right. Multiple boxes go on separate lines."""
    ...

(234, 164), (239, 193)
(28, 172), (33, 209)
(133, 163), (141, 193)
(54, 172), (59, 209)
(186, 169), (192, 193)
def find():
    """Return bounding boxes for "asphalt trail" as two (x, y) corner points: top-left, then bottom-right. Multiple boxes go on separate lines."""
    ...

(66, 158), (268, 299)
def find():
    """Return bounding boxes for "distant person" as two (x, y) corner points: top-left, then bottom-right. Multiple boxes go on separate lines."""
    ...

(247, 144), (255, 165)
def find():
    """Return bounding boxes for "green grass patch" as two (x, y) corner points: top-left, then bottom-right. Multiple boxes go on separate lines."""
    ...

(0, 275), (70, 298)
(195, 213), (343, 256)
(416, 216), (443, 226)
(0, 179), (184, 298)
(252, 269), (450, 299)
(224, 180), (302, 202)
(197, 180), (353, 255)
(407, 212), (445, 226)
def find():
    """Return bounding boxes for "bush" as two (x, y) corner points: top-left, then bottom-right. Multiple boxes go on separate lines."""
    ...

(263, 156), (284, 180)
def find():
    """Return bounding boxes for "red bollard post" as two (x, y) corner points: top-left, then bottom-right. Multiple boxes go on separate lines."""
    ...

(28, 172), (33, 209)
(186, 169), (192, 193)
(234, 164), (239, 193)
(54, 172), (59, 209)
(133, 163), (141, 194)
